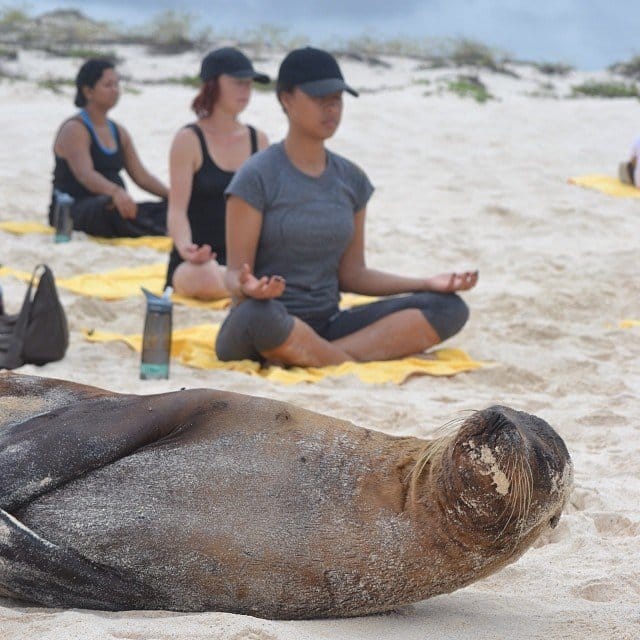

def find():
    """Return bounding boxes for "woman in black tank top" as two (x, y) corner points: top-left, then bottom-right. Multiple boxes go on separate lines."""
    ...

(50, 58), (169, 238)
(165, 47), (270, 299)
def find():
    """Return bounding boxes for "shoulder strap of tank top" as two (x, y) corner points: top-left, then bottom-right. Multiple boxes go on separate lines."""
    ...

(78, 110), (120, 153)
(185, 123), (209, 159)
(248, 125), (258, 154)
(78, 109), (95, 138)
(108, 119), (121, 147)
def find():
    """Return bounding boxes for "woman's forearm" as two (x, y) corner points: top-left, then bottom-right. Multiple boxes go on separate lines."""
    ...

(340, 267), (429, 296)
(167, 209), (193, 251)
(134, 172), (169, 199)
(224, 267), (245, 301)
(71, 166), (122, 198)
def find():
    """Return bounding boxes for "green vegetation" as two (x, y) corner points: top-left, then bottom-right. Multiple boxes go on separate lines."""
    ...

(571, 81), (640, 98)
(43, 47), (119, 61)
(0, 5), (29, 27)
(445, 75), (495, 103)
(339, 34), (432, 59)
(243, 24), (305, 55)
(609, 55), (640, 80)
(157, 75), (201, 88)
(0, 7), (118, 46)
(0, 46), (17, 59)
(141, 9), (200, 53)
(337, 34), (509, 72)
(251, 79), (276, 92)
(449, 39), (500, 70)
(534, 62), (573, 76)
(36, 77), (74, 94)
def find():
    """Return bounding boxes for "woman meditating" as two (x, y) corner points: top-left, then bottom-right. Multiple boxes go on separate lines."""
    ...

(49, 58), (168, 237)
(165, 47), (269, 299)
(216, 47), (478, 366)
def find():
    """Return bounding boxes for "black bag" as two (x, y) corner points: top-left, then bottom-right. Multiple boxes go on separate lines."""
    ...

(0, 264), (69, 370)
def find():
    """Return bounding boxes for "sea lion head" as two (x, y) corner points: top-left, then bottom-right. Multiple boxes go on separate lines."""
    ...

(412, 405), (573, 559)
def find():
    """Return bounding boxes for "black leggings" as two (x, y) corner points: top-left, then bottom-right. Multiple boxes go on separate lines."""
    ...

(215, 292), (469, 362)
(49, 195), (167, 237)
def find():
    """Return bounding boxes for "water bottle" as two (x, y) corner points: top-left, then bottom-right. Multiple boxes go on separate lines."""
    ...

(53, 190), (74, 243)
(140, 287), (173, 380)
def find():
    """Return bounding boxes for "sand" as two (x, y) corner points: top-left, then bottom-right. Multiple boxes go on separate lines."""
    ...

(1, 45), (639, 639)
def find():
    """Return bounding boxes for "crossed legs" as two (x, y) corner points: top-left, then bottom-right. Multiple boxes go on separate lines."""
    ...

(262, 310), (439, 367)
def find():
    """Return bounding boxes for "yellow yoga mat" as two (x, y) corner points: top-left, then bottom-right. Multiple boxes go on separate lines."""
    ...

(568, 175), (640, 198)
(83, 323), (487, 385)
(0, 263), (230, 309)
(1, 263), (378, 310)
(0, 220), (172, 251)
(620, 319), (640, 329)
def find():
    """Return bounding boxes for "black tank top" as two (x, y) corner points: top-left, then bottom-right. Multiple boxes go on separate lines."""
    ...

(52, 111), (125, 199)
(49, 112), (125, 224)
(166, 124), (258, 283)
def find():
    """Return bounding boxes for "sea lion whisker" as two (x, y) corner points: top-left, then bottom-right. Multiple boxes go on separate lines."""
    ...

(496, 450), (530, 543)
(495, 463), (520, 541)
(521, 449), (535, 530)
(407, 414), (474, 483)
(409, 433), (453, 483)
(502, 450), (534, 547)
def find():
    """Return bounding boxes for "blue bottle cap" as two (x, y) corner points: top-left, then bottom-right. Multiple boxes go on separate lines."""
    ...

(54, 190), (75, 206)
(141, 287), (172, 312)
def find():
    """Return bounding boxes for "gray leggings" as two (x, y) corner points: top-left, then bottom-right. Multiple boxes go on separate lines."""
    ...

(215, 292), (469, 362)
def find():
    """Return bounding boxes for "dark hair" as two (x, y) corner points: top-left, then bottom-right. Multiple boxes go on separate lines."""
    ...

(276, 79), (295, 101)
(191, 79), (220, 118)
(74, 58), (115, 107)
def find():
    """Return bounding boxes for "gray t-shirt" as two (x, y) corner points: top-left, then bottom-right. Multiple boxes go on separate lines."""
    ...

(225, 142), (374, 324)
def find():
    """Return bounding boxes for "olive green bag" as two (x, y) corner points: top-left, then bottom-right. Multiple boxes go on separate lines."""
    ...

(0, 264), (69, 370)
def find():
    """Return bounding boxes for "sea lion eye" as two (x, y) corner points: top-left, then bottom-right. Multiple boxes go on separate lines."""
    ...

(549, 514), (560, 528)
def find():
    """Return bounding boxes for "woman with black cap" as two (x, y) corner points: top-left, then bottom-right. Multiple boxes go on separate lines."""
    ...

(165, 47), (270, 300)
(215, 46), (478, 366)
(50, 58), (168, 237)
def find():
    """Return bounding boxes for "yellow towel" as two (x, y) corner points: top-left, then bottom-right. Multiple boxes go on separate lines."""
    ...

(0, 263), (231, 309)
(0, 265), (33, 280)
(92, 236), (173, 251)
(620, 319), (640, 329)
(0, 221), (54, 235)
(83, 323), (487, 384)
(339, 292), (379, 307)
(568, 175), (640, 198)
(0, 262), (377, 311)
(0, 220), (172, 251)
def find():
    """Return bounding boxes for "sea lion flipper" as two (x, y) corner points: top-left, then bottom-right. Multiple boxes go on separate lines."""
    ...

(0, 385), (213, 511)
(0, 508), (155, 609)
(0, 372), (113, 430)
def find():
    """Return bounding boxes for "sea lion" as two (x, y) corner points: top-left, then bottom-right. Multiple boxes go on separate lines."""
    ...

(0, 372), (573, 619)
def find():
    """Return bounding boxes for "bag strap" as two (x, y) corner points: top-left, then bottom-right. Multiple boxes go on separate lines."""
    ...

(0, 264), (45, 369)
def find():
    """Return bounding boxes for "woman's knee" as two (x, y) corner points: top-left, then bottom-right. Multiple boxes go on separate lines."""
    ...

(420, 293), (470, 341)
(215, 299), (294, 361)
(173, 262), (227, 299)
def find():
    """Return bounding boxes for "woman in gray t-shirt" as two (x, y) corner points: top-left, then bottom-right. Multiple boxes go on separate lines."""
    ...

(216, 47), (478, 366)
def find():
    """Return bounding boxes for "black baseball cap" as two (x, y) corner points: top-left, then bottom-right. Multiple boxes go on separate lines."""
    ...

(277, 47), (358, 97)
(200, 47), (270, 83)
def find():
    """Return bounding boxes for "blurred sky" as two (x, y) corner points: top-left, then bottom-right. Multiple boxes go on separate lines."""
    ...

(17, 0), (638, 69)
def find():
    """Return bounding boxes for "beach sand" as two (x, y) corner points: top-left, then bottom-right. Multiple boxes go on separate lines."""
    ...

(1, 46), (639, 639)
